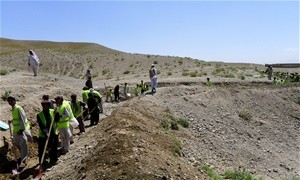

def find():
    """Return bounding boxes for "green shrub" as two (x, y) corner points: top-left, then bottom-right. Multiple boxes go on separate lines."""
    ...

(123, 70), (130, 74)
(199, 164), (221, 180)
(177, 118), (189, 128)
(147, 55), (151, 59)
(1, 90), (12, 101)
(153, 60), (158, 64)
(159, 119), (169, 130)
(0, 69), (8, 76)
(102, 67), (110, 75)
(239, 110), (252, 120)
(297, 97), (300, 105)
(222, 169), (256, 180)
(167, 71), (172, 76)
(171, 136), (182, 156)
(190, 71), (198, 77)
(240, 75), (246, 80)
(182, 70), (189, 76)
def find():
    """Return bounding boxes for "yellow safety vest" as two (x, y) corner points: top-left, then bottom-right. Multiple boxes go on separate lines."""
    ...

(38, 109), (58, 137)
(56, 102), (70, 129)
(12, 104), (30, 133)
(71, 101), (82, 117)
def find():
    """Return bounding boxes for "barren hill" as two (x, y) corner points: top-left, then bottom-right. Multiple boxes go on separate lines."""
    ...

(0, 38), (299, 180)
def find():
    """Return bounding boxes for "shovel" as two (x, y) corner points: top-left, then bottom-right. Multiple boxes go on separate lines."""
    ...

(32, 116), (55, 180)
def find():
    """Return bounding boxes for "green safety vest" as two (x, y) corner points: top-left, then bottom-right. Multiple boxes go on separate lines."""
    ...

(56, 102), (70, 129)
(38, 109), (58, 137)
(134, 87), (140, 95)
(12, 104), (30, 133)
(71, 101), (82, 117)
(63, 101), (75, 119)
(207, 81), (212, 87)
(82, 90), (90, 103)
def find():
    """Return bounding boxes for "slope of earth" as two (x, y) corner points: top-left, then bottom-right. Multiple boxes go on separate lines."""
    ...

(153, 81), (300, 179)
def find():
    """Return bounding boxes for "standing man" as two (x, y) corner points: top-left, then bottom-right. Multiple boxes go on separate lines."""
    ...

(7, 95), (32, 169)
(124, 83), (131, 99)
(87, 93), (100, 126)
(54, 96), (71, 155)
(114, 85), (120, 102)
(149, 64), (158, 93)
(70, 94), (86, 133)
(265, 65), (273, 80)
(28, 50), (40, 76)
(37, 100), (58, 165)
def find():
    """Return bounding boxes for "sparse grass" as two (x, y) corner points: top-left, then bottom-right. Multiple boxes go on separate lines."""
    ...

(238, 110), (252, 120)
(240, 75), (246, 80)
(123, 70), (130, 74)
(1, 90), (12, 101)
(169, 115), (189, 129)
(171, 135), (182, 156)
(159, 119), (169, 130)
(199, 164), (261, 180)
(0, 69), (8, 76)
(199, 164), (221, 180)
(102, 67), (110, 75)
(178, 59), (183, 65)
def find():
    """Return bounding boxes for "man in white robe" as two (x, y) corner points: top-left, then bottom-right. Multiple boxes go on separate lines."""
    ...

(28, 50), (40, 76)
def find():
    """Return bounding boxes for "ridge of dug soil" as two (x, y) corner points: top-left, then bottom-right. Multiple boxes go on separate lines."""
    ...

(44, 99), (209, 180)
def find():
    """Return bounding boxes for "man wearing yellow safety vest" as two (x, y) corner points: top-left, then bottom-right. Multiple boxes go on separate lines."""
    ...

(70, 94), (86, 133)
(89, 88), (103, 113)
(54, 96), (72, 155)
(7, 95), (32, 169)
(37, 100), (58, 165)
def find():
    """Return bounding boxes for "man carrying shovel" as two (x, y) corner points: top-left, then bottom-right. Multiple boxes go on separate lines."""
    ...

(7, 95), (32, 173)
(36, 100), (58, 166)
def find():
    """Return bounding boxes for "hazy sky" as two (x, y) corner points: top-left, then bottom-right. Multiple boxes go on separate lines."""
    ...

(1, 0), (299, 64)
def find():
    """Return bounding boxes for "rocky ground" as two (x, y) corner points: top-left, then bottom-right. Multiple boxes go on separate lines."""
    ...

(0, 70), (299, 180)
(0, 38), (299, 179)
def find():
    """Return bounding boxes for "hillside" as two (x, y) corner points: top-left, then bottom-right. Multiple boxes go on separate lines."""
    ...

(0, 38), (299, 180)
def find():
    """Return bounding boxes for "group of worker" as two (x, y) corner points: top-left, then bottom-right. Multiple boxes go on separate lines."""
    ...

(6, 86), (104, 172)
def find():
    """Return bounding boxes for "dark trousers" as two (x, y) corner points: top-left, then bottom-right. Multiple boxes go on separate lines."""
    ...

(90, 112), (99, 126)
(38, 134), (58, 164)
(114, 93), (120, 102)
(77, 116), (85, 132)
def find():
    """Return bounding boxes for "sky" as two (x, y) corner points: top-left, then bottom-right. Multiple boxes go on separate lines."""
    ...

(1, 0), (299, 64)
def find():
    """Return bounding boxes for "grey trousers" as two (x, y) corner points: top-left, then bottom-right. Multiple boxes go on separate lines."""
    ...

(59, 128), (71, 151)
(13, 130), (32, 164)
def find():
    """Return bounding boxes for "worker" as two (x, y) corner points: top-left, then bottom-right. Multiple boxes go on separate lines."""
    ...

(149, 64), (158, 93)
(27, 50), (40, 76)
(37, 100), (58, 165)
(105, 87), (113, 102)
(86, 69), (92, 80)
(140, 80), (146, 94)
(114, 85), (120, 102)
(7, 95), (32, 169)
(70, 94), (86, 133)
(206, 78), (212, 87)
(42, 94), (56, 109)
(265, 65), (273, 80)
(85, 76), (93, 89)
(90, 88), (103, 113)
(124, 83), (131, 99)
(87, 93), (100, 126)
(134, 84), (140, 96)
(54, 96), (72, 155)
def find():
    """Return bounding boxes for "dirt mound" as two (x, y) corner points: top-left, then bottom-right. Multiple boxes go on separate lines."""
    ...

(45, 99), (209, 179)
